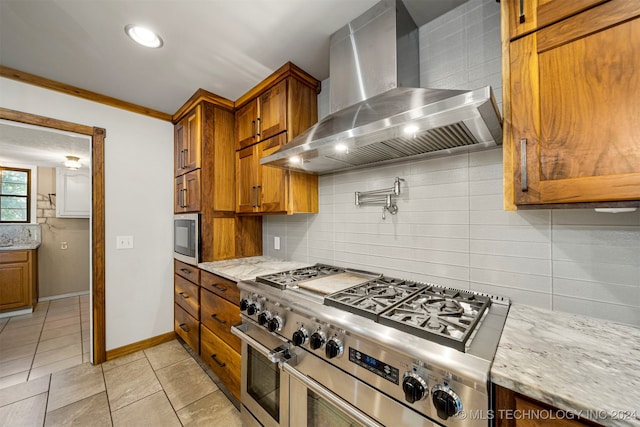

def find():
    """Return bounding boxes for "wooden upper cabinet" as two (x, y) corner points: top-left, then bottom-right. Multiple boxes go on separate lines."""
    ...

(235, 79), (288, 150)
(508, 0), (608, 40)
(175, 169), (201, 213)
(507, 0), (640, 205)
(175, 105), (201, 177)
(236, 100), (258, 150)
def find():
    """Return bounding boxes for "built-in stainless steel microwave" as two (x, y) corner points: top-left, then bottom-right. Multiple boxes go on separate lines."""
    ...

(174, 213), (200, 266)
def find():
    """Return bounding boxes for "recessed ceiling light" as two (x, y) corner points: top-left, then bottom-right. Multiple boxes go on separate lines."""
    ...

(125, 24), (164, 48)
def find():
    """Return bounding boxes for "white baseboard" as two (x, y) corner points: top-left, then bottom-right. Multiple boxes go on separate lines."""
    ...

(39, 290), (90, 302)
(0, 308), (33, 319)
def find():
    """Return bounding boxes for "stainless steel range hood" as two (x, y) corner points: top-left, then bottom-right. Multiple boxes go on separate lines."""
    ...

(261, 0), (502, 175)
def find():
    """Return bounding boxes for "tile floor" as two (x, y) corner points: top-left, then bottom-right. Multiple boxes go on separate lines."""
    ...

(0, 296), (90, 389)
(0, 297), (241, 426)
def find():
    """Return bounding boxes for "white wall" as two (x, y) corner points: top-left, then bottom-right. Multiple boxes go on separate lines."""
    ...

(263, 0), (640, 327)
(1, 77), (174, 350)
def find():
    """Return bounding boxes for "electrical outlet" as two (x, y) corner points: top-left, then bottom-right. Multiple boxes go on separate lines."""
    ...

(274, 236), (281, 250)
(60, 242), (68, 250)
(116, 235), (134, 249)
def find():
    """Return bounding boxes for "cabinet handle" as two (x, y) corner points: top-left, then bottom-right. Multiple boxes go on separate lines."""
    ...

(179, 323), (190, 332)
(520, 138), (528, 192)
(256, 117), (261, 137)
(213, 284), (227, 292)
(179, 292), (189, 299)
(255, 185), (262, 208)
(519, 0), (525, 23)
(251, 185), (256, 208)
(251, 120), (256, 138)
(180, 268), (191, 274)
(211, 313), (227, 324)
(211, 354), (226, 367)
(183, 149), (188, 168)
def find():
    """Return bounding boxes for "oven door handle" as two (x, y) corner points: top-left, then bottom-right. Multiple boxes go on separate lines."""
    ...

(281, 362), (385, 427)
(231, 324), (283, 364)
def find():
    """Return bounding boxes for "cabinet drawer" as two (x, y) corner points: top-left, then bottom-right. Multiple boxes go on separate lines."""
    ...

(200, 324), (241, 400)
(174, 304), (199, 353)
(174, 275), (200, 319)
(0, 251), (29, 264)
(174, 259), (200, 284)
(201, 270), (239, 304)
(200, 289), (241, 352)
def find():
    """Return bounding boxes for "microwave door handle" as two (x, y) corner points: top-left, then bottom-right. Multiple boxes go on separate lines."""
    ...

(281, 363), (384, 427)
(231, 324), (281, 363)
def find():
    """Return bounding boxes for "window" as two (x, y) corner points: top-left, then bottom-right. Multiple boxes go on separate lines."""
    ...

(0, 167), (30, 223)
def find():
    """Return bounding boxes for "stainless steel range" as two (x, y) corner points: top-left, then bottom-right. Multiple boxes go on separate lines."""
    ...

(231, 264), (510, 427)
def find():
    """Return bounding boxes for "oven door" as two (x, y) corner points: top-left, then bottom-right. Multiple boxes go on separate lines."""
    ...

(231, 323), (290, 427)
(285, 349), (441, 427)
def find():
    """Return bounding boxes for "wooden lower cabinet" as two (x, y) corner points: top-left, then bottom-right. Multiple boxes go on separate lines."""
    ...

(0, 250), (37, 312)
(201, 270), (240, 305)
(494, 385), (601, 426)
(174, 304), (200, 353)
(201, 288), (241, 352)
(200, 324), (241, 400)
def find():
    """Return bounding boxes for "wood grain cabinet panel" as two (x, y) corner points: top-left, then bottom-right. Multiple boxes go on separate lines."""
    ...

(200, 324), (241, 400)
(200, 288), (241, 352)
(175, 304), (199, 353)
(504, 0), (640, 207)
(174, 275), (200, 319)
(175, 105), (201, 177)
(174, 169), (201, 213)
(494, 385), (601, 426)
(201, 270), (240, 305)
(174, 259), (200, 284)
(0, 250), (36, 312)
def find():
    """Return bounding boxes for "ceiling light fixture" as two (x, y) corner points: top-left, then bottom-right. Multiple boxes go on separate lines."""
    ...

(403, 125), (419, 134)
(335, 143), (348, 153)
(124, 24), (164, 48)
(64, 156), (81, 170)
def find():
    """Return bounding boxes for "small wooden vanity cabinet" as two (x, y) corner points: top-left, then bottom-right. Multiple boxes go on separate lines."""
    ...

(502, 0), (640, 208)
(0, 250), (37, 311)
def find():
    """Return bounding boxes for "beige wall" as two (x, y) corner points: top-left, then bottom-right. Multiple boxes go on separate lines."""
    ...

(37, 167), (90, 298)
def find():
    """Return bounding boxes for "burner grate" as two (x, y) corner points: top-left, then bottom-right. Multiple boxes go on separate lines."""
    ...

(324, 278), (426, 320)
(378, 287), (491, 352)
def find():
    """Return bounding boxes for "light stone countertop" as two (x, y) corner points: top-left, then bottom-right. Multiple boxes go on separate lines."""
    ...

(492, 304), (640, 426)
(198, 256), (311, 282)
(0, 243), (40, 251)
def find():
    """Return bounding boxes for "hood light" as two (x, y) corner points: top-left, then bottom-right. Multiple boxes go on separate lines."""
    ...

(125, 24), (164, 48)
(404, 125), (419, 134)
(289, 156), (302, 164)
(335, 143), (348, 153)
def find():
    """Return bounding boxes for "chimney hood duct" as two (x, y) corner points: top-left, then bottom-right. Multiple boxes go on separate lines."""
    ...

(261, 0), (502, 175)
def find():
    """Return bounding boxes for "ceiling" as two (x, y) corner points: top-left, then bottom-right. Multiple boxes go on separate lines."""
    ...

(0, 0), (466, 116)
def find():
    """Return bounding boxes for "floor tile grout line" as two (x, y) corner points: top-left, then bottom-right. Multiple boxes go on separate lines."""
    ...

(99, 363), (115, 426)
(143, 349), (185, 424)
(27, 301), (52, 381)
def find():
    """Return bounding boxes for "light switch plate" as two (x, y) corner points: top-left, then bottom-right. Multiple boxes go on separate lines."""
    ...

(274, 236), (281, 250)
(116, 235), (134, 249)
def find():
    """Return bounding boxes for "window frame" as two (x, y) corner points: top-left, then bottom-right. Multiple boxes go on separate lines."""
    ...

(0, 166), (31, 224)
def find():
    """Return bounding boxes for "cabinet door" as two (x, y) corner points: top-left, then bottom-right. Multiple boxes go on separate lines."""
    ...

(0, 262), (30, 310)
(55, 168), (90, 218)
(175, 169), (201, 213)
(511, 3), (640, 205)
(236, 100), (258, 150)
(200, 325), (241, 400)
(258, 79), (288, 141)
(175, 106), (201, 176)
(236, 146), (258, 213)
(200, 289), (241, 352)
(508, 0), (607, 40)
(257, 135), (287, 213)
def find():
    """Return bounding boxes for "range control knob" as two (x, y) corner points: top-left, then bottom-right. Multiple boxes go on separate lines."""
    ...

(292, 327), (308, 346)
(257, 311), (271, 326)
(247, 302), (261, 316)
(402, 373), (428, 404)
(267, 315), (284, 332)
(309, 331), (326, 350)
(239, 299), (249, 312)
(432, 384), (463, 420)
(325, 337), (344, 359)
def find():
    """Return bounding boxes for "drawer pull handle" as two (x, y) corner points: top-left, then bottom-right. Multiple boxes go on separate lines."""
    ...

(211, 354), (226, 367)
(214, 285), (227, 292)
(179, 292), (189, 299)
(180, 268), (191, 274)
(179, 323), (190, 332)
(211, 313), (227, 324)
(519, 0), (525, 23)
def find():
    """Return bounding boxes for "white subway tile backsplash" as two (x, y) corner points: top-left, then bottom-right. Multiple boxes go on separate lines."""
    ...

(262, 0), (640, 327)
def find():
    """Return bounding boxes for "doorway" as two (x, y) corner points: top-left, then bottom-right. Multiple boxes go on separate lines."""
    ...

(0, 107), (106, 364)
